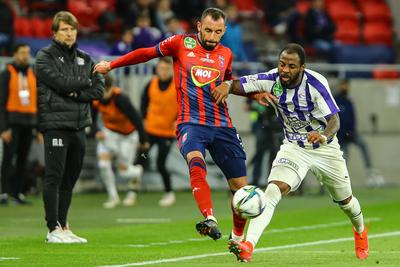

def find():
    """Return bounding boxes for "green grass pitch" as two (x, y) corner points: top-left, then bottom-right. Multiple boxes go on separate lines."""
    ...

(0, 187), (399, 266)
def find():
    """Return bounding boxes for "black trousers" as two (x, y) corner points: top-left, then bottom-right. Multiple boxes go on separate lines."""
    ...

(137, 134), (175, 192)
(1, 125), (34, 197)
(42, 129), (85, 231)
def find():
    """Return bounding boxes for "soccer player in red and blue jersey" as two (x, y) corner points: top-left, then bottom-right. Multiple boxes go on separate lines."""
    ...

(94, 8), (248, 242)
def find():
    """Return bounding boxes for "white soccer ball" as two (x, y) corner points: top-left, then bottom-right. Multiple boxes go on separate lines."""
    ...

(232, 185), (266, 219)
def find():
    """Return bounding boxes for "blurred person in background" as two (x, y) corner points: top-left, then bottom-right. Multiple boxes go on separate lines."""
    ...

(0, 44), (41, 205)
(221, 4), (248, 62)
(93, 75), (148, 209)
(335, 80), (385, 187)
(164, 17), (185, 38)
(35, 11), (104, 243)
(263, 0), (296, 35)
(155, 0), (175, 33)
(139, 57), (178, 207)
(304, 0), (336, 58)
(116, 0), (158, 28)
(245, 100), (283, 187)
(111, 27), (134, 56)
(0, 0), (14, 56)
(133, 13), (163, 49)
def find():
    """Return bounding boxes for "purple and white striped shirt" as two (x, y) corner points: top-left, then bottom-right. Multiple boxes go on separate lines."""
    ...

(240, 68), (340, 149)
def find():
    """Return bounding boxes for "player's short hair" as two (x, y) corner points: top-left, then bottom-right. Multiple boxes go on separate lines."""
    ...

(52, 11), (79, 33)
(13, 43), (29, 54)
(159, 57), (173, 65)
(200, 7), (226, 23)
(279, 43), (306, 65)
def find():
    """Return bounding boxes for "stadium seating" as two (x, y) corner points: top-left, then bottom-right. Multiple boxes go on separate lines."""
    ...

(360, 2), (392, 25)
(335, 20), (361, 45)
(327, 1), (359, 22)
(14, 17), (32, 37)
(363, 22), (393, 46)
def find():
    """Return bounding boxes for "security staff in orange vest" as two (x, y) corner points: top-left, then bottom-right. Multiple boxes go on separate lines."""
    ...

(0, 44), (42, 205)
(92, 74), (149, 209)
(139, 57), (178, 207)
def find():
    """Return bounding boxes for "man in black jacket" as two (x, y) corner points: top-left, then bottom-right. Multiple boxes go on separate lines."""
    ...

(35, 11), (104, 243)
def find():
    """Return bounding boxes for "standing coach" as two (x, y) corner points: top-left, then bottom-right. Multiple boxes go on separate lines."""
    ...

(35, 11), (104, 243)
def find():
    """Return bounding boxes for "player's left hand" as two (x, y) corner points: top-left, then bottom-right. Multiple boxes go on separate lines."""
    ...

(307, 131), (327, 144)
(94, 60), (111, 74)
(211, 82), (230, 105)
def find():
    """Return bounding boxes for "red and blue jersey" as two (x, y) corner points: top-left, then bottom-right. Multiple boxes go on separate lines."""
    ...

(110, 33), (234, 128)
(157, 34), (234, 128)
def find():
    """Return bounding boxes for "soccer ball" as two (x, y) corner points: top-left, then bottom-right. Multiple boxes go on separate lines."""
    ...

(232, 185), (266, 219)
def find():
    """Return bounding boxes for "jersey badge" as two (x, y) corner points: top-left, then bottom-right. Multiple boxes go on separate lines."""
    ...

(273, 82), (283, 97)
(191, 66), (220, 87)
(184, 37), (196, 49)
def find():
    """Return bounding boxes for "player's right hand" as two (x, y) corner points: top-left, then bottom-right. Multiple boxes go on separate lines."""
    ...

(212, 82), (230, 105)
(94, 60), (111, 74)
(0, 130), (12, 143)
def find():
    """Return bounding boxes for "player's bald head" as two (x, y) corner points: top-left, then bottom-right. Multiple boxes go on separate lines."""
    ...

(200, 7), (226, 23)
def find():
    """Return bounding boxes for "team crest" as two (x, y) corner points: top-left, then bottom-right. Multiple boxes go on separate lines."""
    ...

(273, 82), (283, 97)
(184, 37), (196, 49)
(218, 55), (225, 67)
(191, 66), (221, 87)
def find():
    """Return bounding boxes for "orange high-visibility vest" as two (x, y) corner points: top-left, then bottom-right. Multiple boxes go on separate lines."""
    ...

(145, 77), (178, 137)
(92, 87), (136, 135)
(6, 64), (37, 114)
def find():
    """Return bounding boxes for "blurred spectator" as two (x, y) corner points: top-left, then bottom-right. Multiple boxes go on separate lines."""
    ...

(111, 27), (134, 56)
(0, 0), (14, 56)
(92, 75), (148, 209)
(116, 0), (158, 27)
(0, 44), (41, 205)
(245, 100), (283, 187)
(172, 0), (205, 28)
(133, 14), (163, 49)
(335, 80), (385, 187)
(304, 0), (336, 57)
(156, 0), (175, 33)
(263, 0), (296, 35)
(221, 4), (248, 61)
(164, 17), (185, 38)
(209, 0), (228, 10)
(138, 57), (178, 207)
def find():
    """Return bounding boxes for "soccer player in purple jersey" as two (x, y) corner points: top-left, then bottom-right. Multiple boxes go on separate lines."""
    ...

(213, 43), (369, 262)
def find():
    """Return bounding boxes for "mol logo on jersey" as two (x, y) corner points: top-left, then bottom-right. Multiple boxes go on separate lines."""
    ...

(191, 66), (220, 87)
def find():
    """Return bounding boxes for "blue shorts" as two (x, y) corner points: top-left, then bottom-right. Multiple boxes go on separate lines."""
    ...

(177, 124), (246, 179)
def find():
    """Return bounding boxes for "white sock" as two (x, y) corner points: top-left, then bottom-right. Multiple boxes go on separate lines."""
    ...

(339, 196), (364, 233)
(247, 183), (282, 247)
(98, 160), (118, 200)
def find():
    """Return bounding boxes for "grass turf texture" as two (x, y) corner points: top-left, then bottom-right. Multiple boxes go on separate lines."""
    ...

(0, 187), (399, 266)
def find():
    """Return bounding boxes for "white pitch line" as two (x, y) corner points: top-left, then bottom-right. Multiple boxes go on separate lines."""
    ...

(0, 257), (20, 261)
(126, 217), (381, 248)
(99, 231), (400, 267)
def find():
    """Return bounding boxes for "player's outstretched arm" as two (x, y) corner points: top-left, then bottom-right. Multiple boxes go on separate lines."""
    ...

(212, 80), (277, 106)
(94, 47), (159, 74)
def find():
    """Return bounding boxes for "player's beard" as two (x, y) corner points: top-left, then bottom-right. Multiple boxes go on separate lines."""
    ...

(199, 33), (218, 50)
(280, 71), (301, 88)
